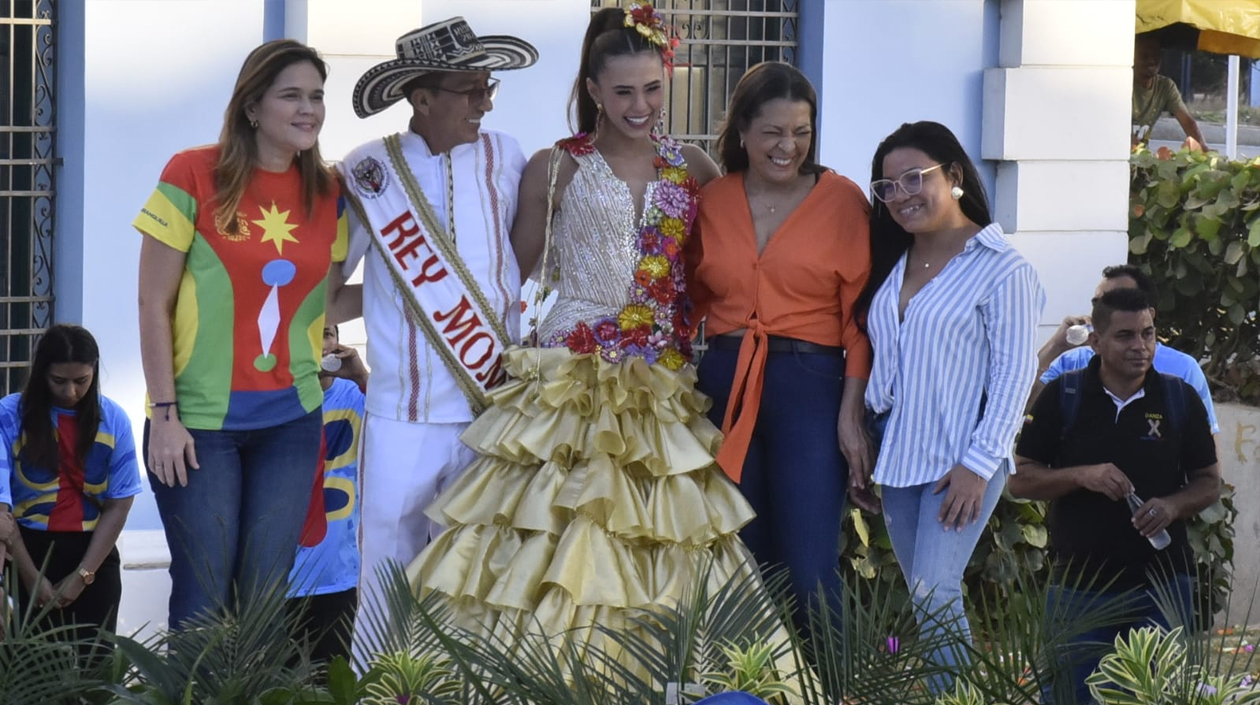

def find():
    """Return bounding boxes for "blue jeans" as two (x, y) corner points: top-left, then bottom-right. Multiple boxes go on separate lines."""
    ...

(881, 472), (1006, 691)
(1041, 574), (1197, 704)
(697, 344), (848, 628)
(145, 409), (322, 629)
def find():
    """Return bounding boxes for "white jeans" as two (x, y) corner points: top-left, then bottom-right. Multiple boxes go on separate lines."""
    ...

(351, 413), (474, 664)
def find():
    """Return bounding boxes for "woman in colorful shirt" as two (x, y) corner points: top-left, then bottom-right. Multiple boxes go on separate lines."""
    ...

(133, 40), (348, 629)
(405, 6), (779, 668)
(1, 324), (141, 662)
(686, 62), (873, 630)
(856, 121), (1045, 691)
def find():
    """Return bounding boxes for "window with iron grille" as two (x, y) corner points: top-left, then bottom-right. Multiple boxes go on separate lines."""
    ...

(1, 0), (55, 395)
(591, 0), (799, 153)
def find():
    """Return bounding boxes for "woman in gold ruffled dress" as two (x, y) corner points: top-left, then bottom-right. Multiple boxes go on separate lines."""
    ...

(406, 4), (764, 663)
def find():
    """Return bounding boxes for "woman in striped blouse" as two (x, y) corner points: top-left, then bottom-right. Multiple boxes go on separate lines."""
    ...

(853, 121), (1045, 690)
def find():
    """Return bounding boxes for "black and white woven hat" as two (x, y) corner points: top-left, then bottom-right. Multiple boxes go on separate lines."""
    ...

(352, 17), (538, 118)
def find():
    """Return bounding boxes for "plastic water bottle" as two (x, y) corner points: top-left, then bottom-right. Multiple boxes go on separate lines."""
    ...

(321, 353), (342, 373)
(1066, 324), (1090, 346)
(1127, 492), (1172, 550)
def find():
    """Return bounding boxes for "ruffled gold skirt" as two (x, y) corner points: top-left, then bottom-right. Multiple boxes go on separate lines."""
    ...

(406, 345), (761, 668)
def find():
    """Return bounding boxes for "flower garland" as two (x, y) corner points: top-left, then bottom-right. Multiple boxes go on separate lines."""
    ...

(548, 132), (700, 370)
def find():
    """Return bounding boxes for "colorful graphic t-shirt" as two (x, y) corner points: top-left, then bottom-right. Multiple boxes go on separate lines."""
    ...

(133, 146), (348, 431)
(288, 378), (364, 597)
(1, 393), (144, 531)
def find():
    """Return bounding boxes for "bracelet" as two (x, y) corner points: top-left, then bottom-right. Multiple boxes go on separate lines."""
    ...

(148, 400), (178, 421)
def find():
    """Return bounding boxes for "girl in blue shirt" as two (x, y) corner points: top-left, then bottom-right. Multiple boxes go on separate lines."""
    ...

(1, 324), (142, 662)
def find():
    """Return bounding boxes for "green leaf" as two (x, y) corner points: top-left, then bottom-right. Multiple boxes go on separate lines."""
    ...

(324, 657), (358, 705)
(1170, 227), (1194, 248)
(1157, 179), (1181, 208)
(1250, 216), (1260, 247)
(1230, 303), (1246, 325)
(1225, 240), (1247, 265)
(1196, 215), (1222, 240)
(1021, 524), (1048, 548)
(851, 507), (870, 547)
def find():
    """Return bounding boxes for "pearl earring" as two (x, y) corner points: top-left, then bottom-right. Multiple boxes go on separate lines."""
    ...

(950, 186), (964, 200)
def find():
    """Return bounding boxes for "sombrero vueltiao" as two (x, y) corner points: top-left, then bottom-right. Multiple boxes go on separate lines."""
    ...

(352, 17), (538, 119)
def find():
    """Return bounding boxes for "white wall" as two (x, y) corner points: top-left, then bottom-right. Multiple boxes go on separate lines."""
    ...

(984, 0), (1134, 334)
(814, 0), (1000, 197)
(1216, 403), (1260, 628)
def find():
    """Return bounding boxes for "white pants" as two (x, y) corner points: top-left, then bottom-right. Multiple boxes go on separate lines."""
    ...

(351, 413), (474, 664)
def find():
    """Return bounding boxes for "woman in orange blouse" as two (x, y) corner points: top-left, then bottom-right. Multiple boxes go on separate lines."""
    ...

(687, 62), (873, 623)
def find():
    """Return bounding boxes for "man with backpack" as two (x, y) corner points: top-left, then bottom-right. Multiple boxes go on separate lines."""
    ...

(1010, 287), (1221, 704)
(1025, 264), (1218, 435)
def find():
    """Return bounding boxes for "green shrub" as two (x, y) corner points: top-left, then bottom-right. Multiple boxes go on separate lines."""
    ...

(1128, 146), (1260, 405)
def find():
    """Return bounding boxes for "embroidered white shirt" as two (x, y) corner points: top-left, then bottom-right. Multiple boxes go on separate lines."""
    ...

(342, 130), (524, 423)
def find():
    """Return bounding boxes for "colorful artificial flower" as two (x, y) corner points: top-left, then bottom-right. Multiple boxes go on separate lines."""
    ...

(634, 269), (655, 287)
(558, 133), (595, 157)
(648, 277), (676, 304)
(618, 304), (656, 330)
(655, 181), (692, 218)
(593, 318), (621, 344)
(639, 255), (670, 279)
(663, 239), (681, 257)
(658, 217), (685, 240)
(658, 349), (685, 370)
(661, 166), (687, 184)
(624, 3), (678, 69)
(565, 322), (597, 354)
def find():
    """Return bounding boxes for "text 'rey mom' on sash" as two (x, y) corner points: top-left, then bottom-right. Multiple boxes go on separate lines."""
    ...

(341, 135), (510, 415)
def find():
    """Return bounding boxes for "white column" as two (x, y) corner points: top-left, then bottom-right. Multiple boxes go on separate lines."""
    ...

(1227, 55), (1240, 159)
(983, 0), (1135, 337)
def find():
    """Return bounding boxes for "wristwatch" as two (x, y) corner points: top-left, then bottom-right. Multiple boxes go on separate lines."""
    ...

(77, 566), (96, 585)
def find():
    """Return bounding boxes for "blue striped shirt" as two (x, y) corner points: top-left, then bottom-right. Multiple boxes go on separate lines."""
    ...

(865, 223), (1046, 487)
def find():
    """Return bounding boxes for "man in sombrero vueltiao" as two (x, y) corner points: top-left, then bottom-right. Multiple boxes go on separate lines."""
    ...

(326, 18), (537, 657)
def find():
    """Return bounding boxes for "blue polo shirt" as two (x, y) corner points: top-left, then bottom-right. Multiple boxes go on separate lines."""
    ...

(288, 378), (364, 597)
(1041, 343), (1218, 434)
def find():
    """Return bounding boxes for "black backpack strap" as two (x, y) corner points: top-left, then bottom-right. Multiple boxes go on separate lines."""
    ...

(1058, 369), (1087, 439)
(1159, 373), (1188, 432)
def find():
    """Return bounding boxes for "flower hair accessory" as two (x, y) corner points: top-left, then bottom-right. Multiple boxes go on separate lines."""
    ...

(625, 3), (682, 70)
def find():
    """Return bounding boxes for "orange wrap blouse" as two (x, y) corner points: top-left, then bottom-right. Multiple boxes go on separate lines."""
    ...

(686, 170), (873, 480)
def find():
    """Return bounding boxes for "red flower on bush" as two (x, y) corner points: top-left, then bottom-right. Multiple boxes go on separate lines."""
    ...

(565, 322), (597, 354)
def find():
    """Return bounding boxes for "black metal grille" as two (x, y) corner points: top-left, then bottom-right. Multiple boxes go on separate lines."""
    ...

(1, 0), (56, 395)
(591, 0), (799, 153)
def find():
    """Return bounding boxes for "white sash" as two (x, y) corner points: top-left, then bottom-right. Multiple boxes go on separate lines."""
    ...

(341, 135), (510, 415)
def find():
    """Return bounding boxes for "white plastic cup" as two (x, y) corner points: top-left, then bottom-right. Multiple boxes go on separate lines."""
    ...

(1066, 324), (1090, 346)
(321, 353), (342, 373)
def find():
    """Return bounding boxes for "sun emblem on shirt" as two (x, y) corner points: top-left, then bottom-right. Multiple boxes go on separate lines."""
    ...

(254, 203), (300, 254)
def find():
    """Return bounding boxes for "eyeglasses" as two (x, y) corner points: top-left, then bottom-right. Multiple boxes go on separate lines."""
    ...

(870, 163), (945, 203)
(433, 78), (500, 104)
